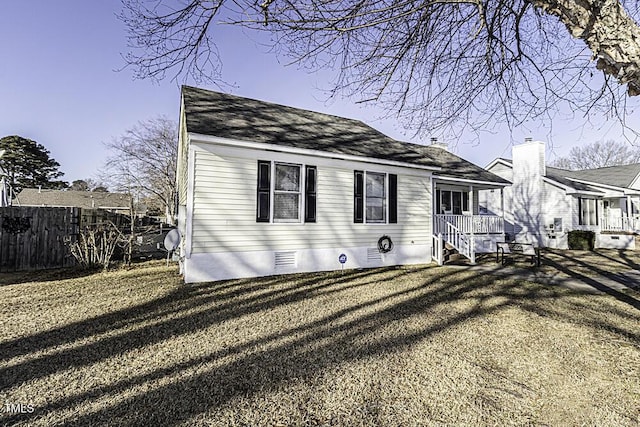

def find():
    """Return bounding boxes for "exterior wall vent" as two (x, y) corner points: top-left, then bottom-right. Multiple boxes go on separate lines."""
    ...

(367, 248), (382, 262)
(275, 251), (297, 269)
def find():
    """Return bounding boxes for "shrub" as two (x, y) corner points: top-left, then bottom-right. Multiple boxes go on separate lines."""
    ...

(568, 230), (595, 250)
(68, 223), (131, 270)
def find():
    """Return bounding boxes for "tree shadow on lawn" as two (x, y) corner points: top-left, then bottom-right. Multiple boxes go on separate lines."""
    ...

(541, 250), (640, 311)
(3, 263), (640, 426)
(0, 266), (382, 371)
(0, 266), (101, 286)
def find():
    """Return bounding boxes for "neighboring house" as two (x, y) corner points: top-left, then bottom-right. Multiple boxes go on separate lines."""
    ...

(176, 86), (510, 283)
(15, 189), (131, 213)
(483, 140), (640, 250)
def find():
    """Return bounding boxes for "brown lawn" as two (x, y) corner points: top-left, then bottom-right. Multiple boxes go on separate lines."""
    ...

(1, 251), (639, 426)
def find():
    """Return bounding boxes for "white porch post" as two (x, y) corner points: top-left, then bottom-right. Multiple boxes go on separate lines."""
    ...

(431, 177), (436, 233)
(470, 185), (475, 264)
(500, 188), (505, 241)
(627, 195), (633, 231)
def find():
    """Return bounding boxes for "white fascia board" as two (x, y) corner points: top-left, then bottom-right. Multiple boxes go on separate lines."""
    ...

(485, 158), (512, 170)
(542, 176), (603, 196)
(176, 97), (188, 189)
(433, 175), (509, 188)
(564, 178), (640, 195)
(188, 133), (442, 172)
(565, 177), (632, 194)
(184, 144), (197, 258)
(97, 206), (130, 210)
(629, 173), (640, 190)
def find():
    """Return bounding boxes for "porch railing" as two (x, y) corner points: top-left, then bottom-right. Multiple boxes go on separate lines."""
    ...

(434, 214), (504, 235)
(434, 216), (474, 263)
(600, 216), (640, 233)
(432, 233), (444, 266)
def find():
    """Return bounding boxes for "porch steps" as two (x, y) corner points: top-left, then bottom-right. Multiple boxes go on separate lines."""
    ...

(443, 244), (471, 265)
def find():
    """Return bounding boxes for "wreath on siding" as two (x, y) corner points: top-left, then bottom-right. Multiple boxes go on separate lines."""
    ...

(377, 235), (394, 253)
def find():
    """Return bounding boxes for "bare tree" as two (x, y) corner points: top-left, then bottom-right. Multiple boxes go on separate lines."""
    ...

(550, 139), (640, 169)
(70, 179), (109, 192)
(119, 0), (640, 137)
(103, 117), (178, 224)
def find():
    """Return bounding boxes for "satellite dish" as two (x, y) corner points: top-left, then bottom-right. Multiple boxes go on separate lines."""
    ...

(163, 229), (181, 251)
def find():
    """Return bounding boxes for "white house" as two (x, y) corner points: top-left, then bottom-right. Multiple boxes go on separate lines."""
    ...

(176, 86), (509, 283)
(483, 140), (640, 250)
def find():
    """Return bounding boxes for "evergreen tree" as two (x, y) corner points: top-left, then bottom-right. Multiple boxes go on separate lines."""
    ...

(0, 135), (67, 193)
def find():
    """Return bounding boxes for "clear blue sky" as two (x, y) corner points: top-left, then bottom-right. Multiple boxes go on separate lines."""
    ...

(1, 1), (638, 183)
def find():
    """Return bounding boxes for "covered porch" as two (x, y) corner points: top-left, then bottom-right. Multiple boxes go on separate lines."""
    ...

(431, 178), (507, 264)
(577, 194), (640, 233)
(600, 195), (640, 233)
(432, 179), (505, 236)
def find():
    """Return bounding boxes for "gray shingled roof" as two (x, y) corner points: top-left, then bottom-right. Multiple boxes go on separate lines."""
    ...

(562, 163), (640, 188)
(496, 158), (639, 192)
(545, 167), (603, 193)
(182, 86), (509, 185)
(15, 189), (130, 209)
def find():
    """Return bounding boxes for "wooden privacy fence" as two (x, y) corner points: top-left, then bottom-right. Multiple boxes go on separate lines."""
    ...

(0, 207), (80, 272)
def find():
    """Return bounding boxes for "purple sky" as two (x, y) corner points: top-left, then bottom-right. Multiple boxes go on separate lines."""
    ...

(1, 1), (638, 183)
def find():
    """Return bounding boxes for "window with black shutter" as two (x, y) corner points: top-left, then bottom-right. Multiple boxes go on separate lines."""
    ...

(257, 161), (315, 223)
(355, 170), (396, 224)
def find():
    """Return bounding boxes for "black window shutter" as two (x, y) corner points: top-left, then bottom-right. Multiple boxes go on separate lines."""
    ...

(354, 170), (364, 223)
(595, 199), (599, 226)
(257, 161), (271, 222)
(389, 174), (397, 223)
(305, 165), (317, 223)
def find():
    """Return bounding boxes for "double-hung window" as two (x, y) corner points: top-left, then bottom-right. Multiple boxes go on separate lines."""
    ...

(366, 172), (386, 223)
(274, 163), (301, 222)
(578, 197), (598, 226)
(256, 161), (317, 223)
(354, 171), (397, 224)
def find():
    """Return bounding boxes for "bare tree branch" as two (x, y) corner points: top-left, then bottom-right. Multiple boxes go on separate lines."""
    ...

(550, 139), (640, 169)
(102, 116), (178, 224)
(119, 0), (640, 137)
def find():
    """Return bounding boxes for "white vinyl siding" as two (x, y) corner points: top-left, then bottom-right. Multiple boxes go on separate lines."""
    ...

(189, 148), (431, 254)
(541, 181), (573, 230)
(488, 162), (513, 182)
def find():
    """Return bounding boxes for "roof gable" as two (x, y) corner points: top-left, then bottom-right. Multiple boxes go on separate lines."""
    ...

(181, 86), (509, 185)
